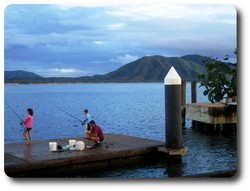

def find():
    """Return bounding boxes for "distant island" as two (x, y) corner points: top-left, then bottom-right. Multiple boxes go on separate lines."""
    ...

(5, 54), (208, 84)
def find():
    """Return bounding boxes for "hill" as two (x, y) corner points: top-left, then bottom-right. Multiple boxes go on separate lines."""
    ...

(4, 70), (44, 83)
(4, 54), (208, 83)
(181, 54), (208, 67)
(100, 55), (207, 82)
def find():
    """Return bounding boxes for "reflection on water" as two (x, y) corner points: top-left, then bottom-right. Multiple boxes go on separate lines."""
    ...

(4, 83), (237, 178)
(88, 129), (236, 178)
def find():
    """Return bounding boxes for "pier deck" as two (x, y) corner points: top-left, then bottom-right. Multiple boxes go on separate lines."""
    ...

(4, 133), (164, 177)
(186, 102), (237, 124)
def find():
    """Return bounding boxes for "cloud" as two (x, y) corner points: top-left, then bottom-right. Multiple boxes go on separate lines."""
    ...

(93, 41), (104, 44)
(111, 54), (139, 65)
(53, 68), (79, 73)
(105, 4), (236, 24)
(107, 23), (125, 30)
(47, 68), (90, 77)
(4, 4), (237, 77)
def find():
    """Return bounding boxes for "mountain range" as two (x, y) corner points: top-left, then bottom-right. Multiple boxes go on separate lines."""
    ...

(5, 54), (208, 83)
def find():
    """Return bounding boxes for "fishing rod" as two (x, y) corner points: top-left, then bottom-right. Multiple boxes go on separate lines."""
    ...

(6, 103), (23, 122)
(6, 103), (25, 127)
(57, 106), (83, 123)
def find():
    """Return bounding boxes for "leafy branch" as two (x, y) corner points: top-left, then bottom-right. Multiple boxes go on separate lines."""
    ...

(198, 51), (237, 103)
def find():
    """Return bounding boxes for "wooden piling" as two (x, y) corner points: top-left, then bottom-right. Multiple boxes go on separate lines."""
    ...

(181, 80), (186, 106)
(191, 81), (197, 103)
(164, 67), (182, 149)
(181, 80), (186, 127)
(159, 67), (187, 158)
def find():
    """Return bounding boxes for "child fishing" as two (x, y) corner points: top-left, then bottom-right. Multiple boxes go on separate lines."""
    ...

(21, 108), (33, 145)
(81, 109), (91, 136)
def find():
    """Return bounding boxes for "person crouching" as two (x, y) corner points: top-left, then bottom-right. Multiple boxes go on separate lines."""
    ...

(86, 120), (104, 145)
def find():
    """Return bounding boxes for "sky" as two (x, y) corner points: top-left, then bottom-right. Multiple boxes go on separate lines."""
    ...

(4, 4), (237, 77)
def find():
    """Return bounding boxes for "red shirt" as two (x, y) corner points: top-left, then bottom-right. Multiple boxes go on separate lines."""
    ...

(90, 125), (104, 139)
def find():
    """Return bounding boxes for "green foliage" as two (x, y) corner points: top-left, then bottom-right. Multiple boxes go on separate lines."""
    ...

(198, 53), (237, 103)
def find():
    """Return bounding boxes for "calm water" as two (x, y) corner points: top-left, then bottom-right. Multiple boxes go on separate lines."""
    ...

(4, 83), (237, 177)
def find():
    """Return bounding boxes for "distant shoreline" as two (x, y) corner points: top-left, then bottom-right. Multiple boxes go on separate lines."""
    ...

(4, 55), (209, 84)
(4, 81), (170, 85)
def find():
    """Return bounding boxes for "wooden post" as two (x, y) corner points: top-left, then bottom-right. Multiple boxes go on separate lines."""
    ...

(181, 80), (186, 106)
(164, 67), (182, 149)
(181, 80), (186, 128)
(191, 81), (197, 103)
(157, 67), (187, 159)
(191, 81), (197, 130)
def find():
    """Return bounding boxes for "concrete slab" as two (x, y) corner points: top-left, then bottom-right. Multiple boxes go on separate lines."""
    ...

(186, 102), (237, 124)
(4, 133), (164, 177)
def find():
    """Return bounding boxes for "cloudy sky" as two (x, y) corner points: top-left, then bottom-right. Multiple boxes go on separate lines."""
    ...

(4, 4), (236, 77)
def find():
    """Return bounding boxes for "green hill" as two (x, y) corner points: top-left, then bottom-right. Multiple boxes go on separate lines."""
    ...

(100, 55), (207, 82)
(4, 54), (208, 83)
(4, 70), (44, 83)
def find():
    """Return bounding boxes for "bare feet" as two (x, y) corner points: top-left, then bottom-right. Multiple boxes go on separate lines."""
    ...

(26, 141), (31, 145)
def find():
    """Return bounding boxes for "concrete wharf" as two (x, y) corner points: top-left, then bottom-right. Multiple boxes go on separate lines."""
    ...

(185, 102), (237, 133)
(5, 133), (164, 177)
(180, 80), (237, 133)
(186, 102), (237, 124)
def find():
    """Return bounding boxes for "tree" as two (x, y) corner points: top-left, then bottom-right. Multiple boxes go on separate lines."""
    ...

(198, 51), (237, 103)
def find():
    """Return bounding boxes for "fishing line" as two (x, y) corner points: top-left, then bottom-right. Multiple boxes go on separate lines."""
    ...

(5, 103), (25, 127)
(56, 106), (82, 123)
(6, 103), (23, 121)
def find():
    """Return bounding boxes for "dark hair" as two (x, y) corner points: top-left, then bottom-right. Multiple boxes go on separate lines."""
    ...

(27, 108), (33, 116)
(89, 120), (95, 124)
(84, 109), (88, 113)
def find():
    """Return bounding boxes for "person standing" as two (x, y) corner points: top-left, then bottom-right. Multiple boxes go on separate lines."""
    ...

(81, 109), (91, 135)
(22, 108), (33, 145)
(86, 120), (104, 145)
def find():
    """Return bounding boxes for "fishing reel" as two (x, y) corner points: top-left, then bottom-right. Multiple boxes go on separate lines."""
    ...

(81, 119), (87, 126)
(20, 122), (24, 125)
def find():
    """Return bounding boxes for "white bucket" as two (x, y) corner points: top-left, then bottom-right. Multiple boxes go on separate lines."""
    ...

(49, 142), (57, 151)
(69, 140), (76, 147)
(76, 141), (85, 151)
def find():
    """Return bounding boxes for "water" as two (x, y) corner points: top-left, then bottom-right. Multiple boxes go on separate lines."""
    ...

(4, 83), (237, 177)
